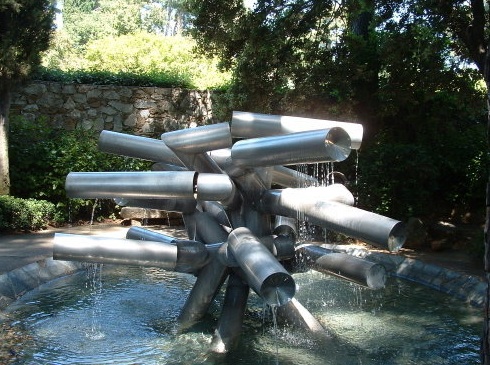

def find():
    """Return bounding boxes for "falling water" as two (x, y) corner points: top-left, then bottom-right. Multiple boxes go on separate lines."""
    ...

(85, 263), (105, 340)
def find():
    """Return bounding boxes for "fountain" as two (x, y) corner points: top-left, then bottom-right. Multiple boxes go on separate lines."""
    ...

(52, 111), (407, 354)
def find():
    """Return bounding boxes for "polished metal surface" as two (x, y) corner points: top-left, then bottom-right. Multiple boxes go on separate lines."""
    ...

(231, 128), (351, 167)
(227, 227), (295, 306)
(66, 171), (235, 202)
(271, 166), (319, 188)
(114, 197), (197, 213)
(98, 130), (183, 165)
(298, 244), (387, 289)
(161, 122), (232, 153)
(231, 111), (364, 150)
(260, 193), (406, 252)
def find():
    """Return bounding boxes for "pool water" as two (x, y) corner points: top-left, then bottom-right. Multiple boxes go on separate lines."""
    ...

(5, 265), (482, 365)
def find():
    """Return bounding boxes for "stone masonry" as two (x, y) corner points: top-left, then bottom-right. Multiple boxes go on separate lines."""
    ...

(11, 81), (215, 137)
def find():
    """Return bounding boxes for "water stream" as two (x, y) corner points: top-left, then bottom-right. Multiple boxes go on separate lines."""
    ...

(4, 265), (481, 365)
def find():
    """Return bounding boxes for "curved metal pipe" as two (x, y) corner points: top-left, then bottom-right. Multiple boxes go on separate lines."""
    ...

(231, 111), (363, 150)
(53, 233), (208, 273)
(98, 130), (183, 165)
(227, 227), (295, 306)
(297, 244), (386, 289)
(231, 128), (351, 167)
(65, 171), (235, 202)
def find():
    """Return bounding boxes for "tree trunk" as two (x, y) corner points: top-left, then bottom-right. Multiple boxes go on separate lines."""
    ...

(0, 83), (11, 195)
(481, 36), (490, 365)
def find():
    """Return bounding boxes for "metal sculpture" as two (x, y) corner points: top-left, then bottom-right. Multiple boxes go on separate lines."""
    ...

(53, 111), (406, 353)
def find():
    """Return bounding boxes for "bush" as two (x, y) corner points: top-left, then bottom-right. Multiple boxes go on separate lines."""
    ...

(0, 196), (56, 231)
(38, 32), (232, 90)
(9, 116), (151, 222)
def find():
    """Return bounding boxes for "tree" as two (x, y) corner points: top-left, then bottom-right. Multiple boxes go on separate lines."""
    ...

(0, 0), (55, 195)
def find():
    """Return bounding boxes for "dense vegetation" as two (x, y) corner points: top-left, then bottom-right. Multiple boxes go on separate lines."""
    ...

(185, 0), (489, 223)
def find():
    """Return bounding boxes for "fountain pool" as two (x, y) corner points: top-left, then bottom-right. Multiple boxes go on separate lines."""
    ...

(4, 264), (481, 365)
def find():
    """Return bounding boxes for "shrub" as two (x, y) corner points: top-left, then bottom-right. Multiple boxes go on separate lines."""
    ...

(0, 196), (56, 231)
(9, 116), (151, 222)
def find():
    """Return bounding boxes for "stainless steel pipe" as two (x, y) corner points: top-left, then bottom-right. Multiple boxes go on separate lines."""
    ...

(231, 128), (351, 167)
(271, 166), (319, 188)
(66, 171), (235, 202)
(210, 272), (249, 353)
(227, 227), (295, 306)
(161, 123), (232, 153)
(98, 130), (183, 166)
(260, 192), (406, 251)
(114, 197), (197, 213)
(178, 256), (229, 330)
(231, 111), (363, 150)
(53, 233), (208, 273)
(298, 244), (386, 289)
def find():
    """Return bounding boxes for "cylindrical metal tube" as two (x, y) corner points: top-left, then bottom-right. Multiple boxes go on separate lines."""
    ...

(298, 244), (386, 289)
(98, 130), (183, 165)
(211, 272), (249, 353)
(276, 298), (333, 342)
(264, 184), (355, 209)
(161, 122), (232, 153)
(227, 227), (295, 306)
(178, 257), (229, 330)
(208, 148), (246, 177)
(273, 215), (298, 240)
(194, 211), (230, 244)
(196, 172), (236, 202)
(66, 171), (235, 202)
(231, 111), (363, 150)
(231, 128), (351, 167)
(126, 226), (178, 243)
(271, 166), (319, 188)
(260, 192), (406, 251)
(53, 233), (208, 273)
(114, 197), (197, 213)
(66, 171), (196, 199)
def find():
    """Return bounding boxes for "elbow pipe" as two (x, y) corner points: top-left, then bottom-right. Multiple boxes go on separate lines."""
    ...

(98, 130), (184, 166)
(227, 227), (295, 306)
(65, 171), (235, 202)
(231, 128), (351, 167)
(231, 111), (364, 150)
(260, 191), (406, 252)
(53, 233), (208, 273)
(297, 244), (386, 289)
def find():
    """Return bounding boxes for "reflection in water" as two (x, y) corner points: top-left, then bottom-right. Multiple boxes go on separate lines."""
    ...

(5, 266), (481, 365)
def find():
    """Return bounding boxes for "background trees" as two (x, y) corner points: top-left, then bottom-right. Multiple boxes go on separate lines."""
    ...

(0, 0), (55, 195)
(185, 0), (488, 223)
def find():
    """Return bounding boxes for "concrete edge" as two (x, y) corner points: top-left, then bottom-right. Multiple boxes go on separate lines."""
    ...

(0, 258), (83, 311)
(332, 245), (486, 308)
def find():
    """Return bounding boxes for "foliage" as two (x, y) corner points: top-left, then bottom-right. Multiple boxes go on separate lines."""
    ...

(0, 0), (55, 83)
(0, 195), (56, 231)
(62, 0), (190, 48)
(8, 116), (151, 222)
(185, 0), (488, 221)
(39, 32), (231, 89)
(33, 66), (193, 88)
(357, 122), (489, 221)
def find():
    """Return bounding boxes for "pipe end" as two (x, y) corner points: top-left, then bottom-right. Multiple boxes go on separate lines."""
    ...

(260, 272), (296, 307)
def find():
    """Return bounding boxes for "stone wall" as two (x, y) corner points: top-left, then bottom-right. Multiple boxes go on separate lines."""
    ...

(11, 82), (215, 137)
